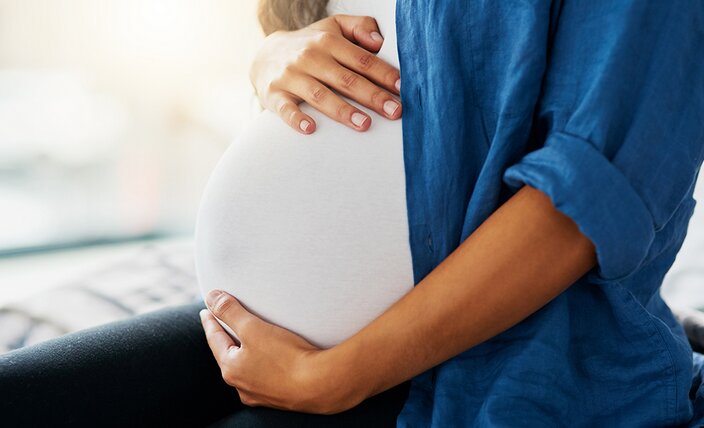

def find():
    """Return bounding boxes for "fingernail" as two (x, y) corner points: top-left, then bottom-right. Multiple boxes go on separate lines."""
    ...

(299, 119), (311, 133)
(395, 79), (401, 92)
(351, 112), (369, 128)
(206, 289), (223, 307)
(383, 100), (400, 117)
(370, 31), (383, 42)
(199, 309), (208, 318)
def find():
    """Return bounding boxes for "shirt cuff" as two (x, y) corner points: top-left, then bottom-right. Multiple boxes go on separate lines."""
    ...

(503, 131), (655, 281)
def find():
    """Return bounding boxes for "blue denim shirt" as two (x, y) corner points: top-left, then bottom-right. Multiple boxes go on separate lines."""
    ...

(394, 1), (704, 426)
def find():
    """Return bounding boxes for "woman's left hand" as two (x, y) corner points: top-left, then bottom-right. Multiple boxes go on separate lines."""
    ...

(199, 290), (359, 414)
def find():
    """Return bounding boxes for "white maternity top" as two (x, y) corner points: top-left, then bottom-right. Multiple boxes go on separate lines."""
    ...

(194, 0), (413, 349)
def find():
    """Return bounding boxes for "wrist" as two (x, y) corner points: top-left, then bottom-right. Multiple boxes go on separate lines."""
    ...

(303, 342), (370, 414)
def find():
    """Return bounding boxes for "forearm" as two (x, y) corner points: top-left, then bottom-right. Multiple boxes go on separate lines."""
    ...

(323, 185), (596, 403)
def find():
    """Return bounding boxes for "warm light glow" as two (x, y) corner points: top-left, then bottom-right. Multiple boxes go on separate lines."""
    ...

(0, 0), (262, 252)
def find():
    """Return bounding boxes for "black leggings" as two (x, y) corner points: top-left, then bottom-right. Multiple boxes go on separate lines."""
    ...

(0, 301), (410, 427)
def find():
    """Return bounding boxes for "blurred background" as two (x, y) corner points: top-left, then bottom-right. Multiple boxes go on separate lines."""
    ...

(0, 0), (702, 353)
(0, 0), (261, 256)
(0, 0), (266, 347)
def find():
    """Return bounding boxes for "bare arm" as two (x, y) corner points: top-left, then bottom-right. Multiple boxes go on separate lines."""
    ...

(320, 185), (596, 405)
(200, 185), (596, 413)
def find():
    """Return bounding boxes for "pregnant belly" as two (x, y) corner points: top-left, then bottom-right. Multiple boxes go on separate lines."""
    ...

(194, 104), (414, 348)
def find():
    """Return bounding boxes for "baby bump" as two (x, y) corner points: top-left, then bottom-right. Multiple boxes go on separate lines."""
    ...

(194, 105), (414, 348)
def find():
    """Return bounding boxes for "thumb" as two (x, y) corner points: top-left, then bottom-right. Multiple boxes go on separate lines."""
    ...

(333, 14), (384, 53)
(205, 289), (253, 338)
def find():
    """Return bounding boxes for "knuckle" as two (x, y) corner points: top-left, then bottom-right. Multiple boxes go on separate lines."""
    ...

(309, 85), (327, 103)
(270, 69), (293, 91)
(276, 100), (290, 115)
(314, 31), (336, 47)
(286, 110), (299, 126)
(239, 393), (256, 407)
(357, 52), (376, 71)
(361, 16), (378, 26)
(339, 72), (358, 89)
(385, 69), (401, 87)
(221, 367), (238, 386)
(281, 63), (296, 77)
(211, 294), (233, 317)
(336, 103), (353, 121)
(370, 89), (385, 107)
(264, 80), (276, 94)
(265, 80), (281, 98)
(277, 102), (297, 124)
(298, 46), (317, 63)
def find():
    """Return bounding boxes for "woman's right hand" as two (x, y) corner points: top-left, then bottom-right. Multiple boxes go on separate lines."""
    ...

(249, 15), (402, 134)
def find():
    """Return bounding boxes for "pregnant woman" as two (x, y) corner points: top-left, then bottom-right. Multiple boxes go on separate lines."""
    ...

(2, 0), (704, 427)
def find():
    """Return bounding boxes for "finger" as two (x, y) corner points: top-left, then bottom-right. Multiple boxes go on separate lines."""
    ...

(287, 72), (372, 131)
(205, 290), (255, 339)
(333, 15), (383, 53)
(200, 309), (238, 366)
(310, 59), (401, 120)
(331, 42), (401, 96)
(270, 92), (317, 134)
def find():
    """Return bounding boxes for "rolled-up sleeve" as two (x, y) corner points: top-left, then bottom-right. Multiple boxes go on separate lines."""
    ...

(503, 1), (704, 281)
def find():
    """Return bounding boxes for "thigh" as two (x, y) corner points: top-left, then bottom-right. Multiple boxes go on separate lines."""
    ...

(0, 301), (242, 428)
(208, 381), (411, 428)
